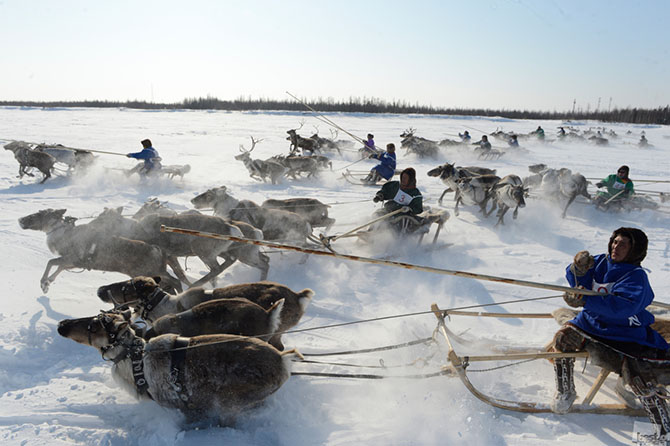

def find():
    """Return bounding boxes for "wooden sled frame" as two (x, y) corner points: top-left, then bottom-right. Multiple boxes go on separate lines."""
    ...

(430, 303), (647, 416)
(319, 207), (448, 253)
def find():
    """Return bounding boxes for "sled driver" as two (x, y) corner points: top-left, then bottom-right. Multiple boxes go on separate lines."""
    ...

(363, 143), (397, 184)
(360, 133), (378, 157)
(551, 227), (670, 442)
(372, 167), (423, 217)
(593, 165), (634, 208)
(126, 139), (161, 176)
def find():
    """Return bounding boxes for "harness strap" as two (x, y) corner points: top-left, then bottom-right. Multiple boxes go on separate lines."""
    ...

(128, 338), (152, 399)
(168, 337), (190, 405)
(141, 288), (169, 319)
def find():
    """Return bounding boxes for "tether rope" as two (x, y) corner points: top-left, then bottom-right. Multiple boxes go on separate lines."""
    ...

(143, 294), (564, 356)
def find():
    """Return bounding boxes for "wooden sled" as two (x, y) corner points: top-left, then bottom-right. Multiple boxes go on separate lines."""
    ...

(319, 207), (450, 253)
(430, 303), (649, 416)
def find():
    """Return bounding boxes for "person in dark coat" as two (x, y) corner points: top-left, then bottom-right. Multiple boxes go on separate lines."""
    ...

(127, 139), (161, 175)
(373, 167), (423, 216)
(550, 227), (670, 442)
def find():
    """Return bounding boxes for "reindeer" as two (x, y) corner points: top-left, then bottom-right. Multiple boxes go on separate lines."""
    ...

(261, 197), (335, 229)
(309, 128), (342, 155)
(270, 155), (320, 179)
(97, 276), (314, 350)
(400, 128), (439, 158)
(128, 199), (270, 280)
(159, 164), (191, 179)
(90, 207), (268, 286)
(4, 141), (56, 183)
(234, 137), (286, 184)
(34, 143), (96, 172)
(427, 163), (498, 206)
(58, 311), (300, 424)
(191, 186), (319, 245)
(143, 298), (285, 349)
(523, 164), (590, 218)
(18, 208), (182, 293)
(489, 175), (527, 226)
(287, 121), (319, 155)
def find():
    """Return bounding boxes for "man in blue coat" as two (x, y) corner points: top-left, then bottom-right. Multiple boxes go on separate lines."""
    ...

(127, 139), (161, 176)
(551, 227), (670, 441)
(363, 143), (396, 184)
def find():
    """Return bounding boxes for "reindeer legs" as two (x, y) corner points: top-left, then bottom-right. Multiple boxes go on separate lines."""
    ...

(167, 256), (192, 286)
(189, 255), (237, 288)
(40, 257), (72, 293)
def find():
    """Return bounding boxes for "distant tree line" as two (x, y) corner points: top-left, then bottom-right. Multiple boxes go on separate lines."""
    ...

(1, 96), (668, 125)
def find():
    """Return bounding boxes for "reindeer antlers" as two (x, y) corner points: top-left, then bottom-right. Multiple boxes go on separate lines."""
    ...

(239, 136), (264, 153)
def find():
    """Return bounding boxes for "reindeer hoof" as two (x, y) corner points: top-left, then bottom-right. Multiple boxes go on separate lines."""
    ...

(40, 279), (50, 293)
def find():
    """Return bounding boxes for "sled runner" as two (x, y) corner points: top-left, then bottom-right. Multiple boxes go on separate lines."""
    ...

(431, 303), (653, 416)
(319, 206), (449, 253)
(341, 169), (389, 186)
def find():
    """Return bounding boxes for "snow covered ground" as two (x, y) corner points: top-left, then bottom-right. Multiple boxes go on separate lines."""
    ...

(1, 106), (669, 446)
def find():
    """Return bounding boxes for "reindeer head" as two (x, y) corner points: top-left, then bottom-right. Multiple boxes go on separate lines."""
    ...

(427, 164), (446, 178)
(19, 208), (68, 231)
(191, 185), (227, 209)
(235, 136), (263, 161)
(58, 310), (132, 350)
(133, 198), (176, 220)
(400, 128), (416, 138)
(97, 276), (162, 308)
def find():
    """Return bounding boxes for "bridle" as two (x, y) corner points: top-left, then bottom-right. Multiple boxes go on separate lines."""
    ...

(86, 312), (151, 397)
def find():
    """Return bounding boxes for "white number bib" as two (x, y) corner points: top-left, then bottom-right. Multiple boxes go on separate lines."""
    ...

(393, 189), (417, 205)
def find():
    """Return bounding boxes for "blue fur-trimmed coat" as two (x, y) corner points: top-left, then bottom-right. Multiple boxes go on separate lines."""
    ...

(566, 253), (668, 350)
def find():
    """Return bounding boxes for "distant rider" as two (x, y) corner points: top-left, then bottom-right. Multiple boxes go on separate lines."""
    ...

(508, 134), (519, 148)
(360, 133), (378, 157)
(363, 143), (397, 184)
(473, 135), (492, 150)
(459, 130), (471, 143)
(531, 126), (545, 140)
(127, 139), (161, 176)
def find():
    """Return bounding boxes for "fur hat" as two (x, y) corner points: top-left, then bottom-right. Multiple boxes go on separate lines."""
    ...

(608, 227), (647, 265)
(400, 167), (417, 189)
(141, 139), (152, 148)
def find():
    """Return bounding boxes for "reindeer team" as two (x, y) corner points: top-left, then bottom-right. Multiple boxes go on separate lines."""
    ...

(12, 120), (636, 427)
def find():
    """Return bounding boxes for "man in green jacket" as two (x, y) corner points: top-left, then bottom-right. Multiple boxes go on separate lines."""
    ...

(373, 167), (423, 216)
(594, 165), (634, 208)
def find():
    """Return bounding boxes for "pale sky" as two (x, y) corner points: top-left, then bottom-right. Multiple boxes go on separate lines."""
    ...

(1, 0), (668, 111)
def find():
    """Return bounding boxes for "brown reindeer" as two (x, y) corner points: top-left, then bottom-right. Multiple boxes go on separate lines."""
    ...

(89, 207), (268, 286)
(4, 141), (56, 183)
(427, 163), (500, 215)
(58, 310), (300, 424)
(488, 175), (527, 226)
(261, 197), (335, 229)
(399, 128), (439, 158)
(143, 298), (285, 349)
(18, 209), (182, 293)
(234, 137), (286, 184)
(97, 276), (314, 350)
(287, 121), (318, 155)
(427, 163), (497, 205)
(524, 165), (590, 218)
(191, 186), (319, 245)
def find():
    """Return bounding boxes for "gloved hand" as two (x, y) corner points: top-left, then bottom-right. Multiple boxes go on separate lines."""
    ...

(373, 193), (383, 203)
(368, 154), (376, 159)
(572, 250), (594, 276)
(400, 206), (411, 213)
(563, 286), (585, 308)
(595, 181), (604, 188)
(126, 153), (133, 158)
